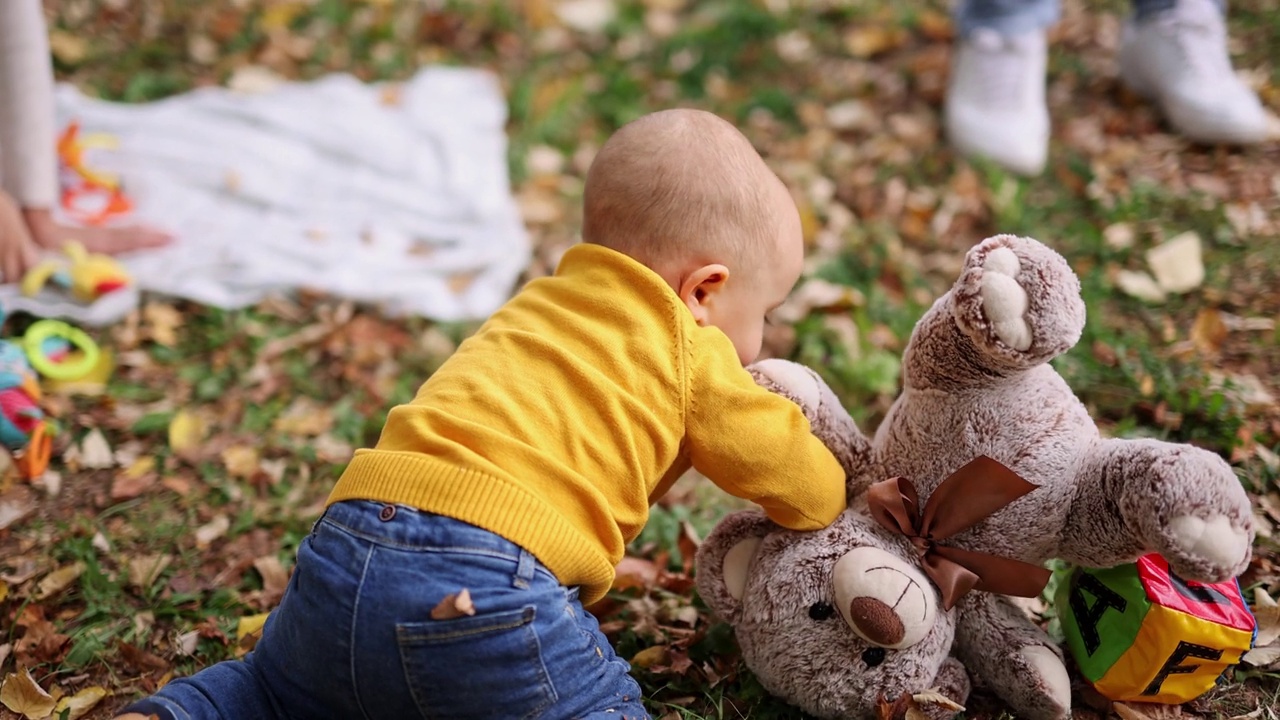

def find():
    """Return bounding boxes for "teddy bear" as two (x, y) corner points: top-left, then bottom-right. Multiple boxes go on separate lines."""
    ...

(694, 234), (1254, 720)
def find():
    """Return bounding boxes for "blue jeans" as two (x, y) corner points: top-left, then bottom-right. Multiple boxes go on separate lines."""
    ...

(120, 500), (649, 720)
(955, 0), (1225, 36)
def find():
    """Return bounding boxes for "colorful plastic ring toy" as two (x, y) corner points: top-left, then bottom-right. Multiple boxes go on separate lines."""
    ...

(21, 320), (101, 381)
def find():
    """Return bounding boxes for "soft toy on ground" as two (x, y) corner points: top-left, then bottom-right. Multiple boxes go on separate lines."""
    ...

(694, 235), (1254, 720)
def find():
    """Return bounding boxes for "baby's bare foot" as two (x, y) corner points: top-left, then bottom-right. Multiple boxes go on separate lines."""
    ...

(24, 207), (172, 257)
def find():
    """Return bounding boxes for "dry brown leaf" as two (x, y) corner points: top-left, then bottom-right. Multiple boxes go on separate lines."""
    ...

(0, 644), (10, 669)
(912, 688), (965, 711)
(1115, 269), (1166, 303)
(48, 30), (86, 64)
(53, 685), (109, 720)
(1189, 308), (1228, 355)
(1115, 701), (1181, 720)
(79, 429), (115, 470)
(32, 562), (86, 601)
(168, 410), (208, 457)
(1146, 231), (1204, 294)
(614, 556), (659, 591)
(126, 554), (172, 591)
(1242, 645), (1280, 668)
(273, 398), (335, 437)
(142, 302), (184, 346)
(0, 668), (56, 719)
(253, 556), (290, 598)
(221, 445), (261, 478)
(630, 645), (667, 669)
(430, 589), (476, 620)
(1251, 587), (1280, 647)
(0, 486), (37, 531)
(195, 514), (231, 548)
(843, 25), (904, 58)
(111, 457), (158, 501)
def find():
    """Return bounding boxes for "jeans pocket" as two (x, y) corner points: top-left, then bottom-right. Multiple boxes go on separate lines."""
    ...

(397, 605), (558, 720)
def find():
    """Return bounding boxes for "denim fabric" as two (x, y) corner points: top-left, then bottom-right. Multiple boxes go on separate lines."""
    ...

(120, 500), (650, 720)
(954, 0), (1225, 35)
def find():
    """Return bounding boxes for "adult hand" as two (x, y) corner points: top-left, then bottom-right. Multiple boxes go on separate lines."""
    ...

(22, 206), (173, 256)
(0, 192), (40, 283)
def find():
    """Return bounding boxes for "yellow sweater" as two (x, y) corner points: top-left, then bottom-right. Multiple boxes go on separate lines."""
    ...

(327, 244), (846, 604)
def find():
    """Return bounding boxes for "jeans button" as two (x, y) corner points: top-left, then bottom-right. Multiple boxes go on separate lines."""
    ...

(379, 505), (396, 522)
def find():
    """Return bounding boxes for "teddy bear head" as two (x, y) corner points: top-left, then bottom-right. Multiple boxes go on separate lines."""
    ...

(695, 505), (961, 719)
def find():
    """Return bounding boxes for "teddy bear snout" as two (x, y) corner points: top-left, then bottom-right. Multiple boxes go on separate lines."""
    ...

(833, 547), (938, 650)
(847, 597), (905, 646)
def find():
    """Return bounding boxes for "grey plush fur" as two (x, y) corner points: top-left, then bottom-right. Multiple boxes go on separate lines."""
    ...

(694, 235), (1254, 720)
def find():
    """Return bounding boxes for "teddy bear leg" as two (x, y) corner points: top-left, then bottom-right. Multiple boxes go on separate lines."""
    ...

(903, 235), (1086, 392)
(917, 656), (971, 720)
(955, 593), (1072, 720)
(1060, 438), (1253, 582)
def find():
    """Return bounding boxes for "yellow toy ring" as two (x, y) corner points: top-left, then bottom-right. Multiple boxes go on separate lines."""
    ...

(22, 320), (101, 381)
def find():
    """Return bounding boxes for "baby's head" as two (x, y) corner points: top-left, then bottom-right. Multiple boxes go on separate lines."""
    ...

(582, 108), (804, 365)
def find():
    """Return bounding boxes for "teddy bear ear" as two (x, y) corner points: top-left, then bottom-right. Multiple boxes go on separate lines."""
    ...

(695, 510), (776, 623)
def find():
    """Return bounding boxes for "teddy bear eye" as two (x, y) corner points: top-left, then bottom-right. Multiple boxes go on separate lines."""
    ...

(808, 602), (836, 620)
(862, 647), (886, 667)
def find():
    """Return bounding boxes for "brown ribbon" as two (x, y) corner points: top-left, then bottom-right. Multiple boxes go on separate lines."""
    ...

(867, 455), (1052, 611)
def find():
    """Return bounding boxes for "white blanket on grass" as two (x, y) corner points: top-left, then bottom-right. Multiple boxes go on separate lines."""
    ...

(0, 67), (529, 326)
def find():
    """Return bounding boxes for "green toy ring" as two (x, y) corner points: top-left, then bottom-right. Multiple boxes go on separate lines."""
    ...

(22, 320), (101, 381)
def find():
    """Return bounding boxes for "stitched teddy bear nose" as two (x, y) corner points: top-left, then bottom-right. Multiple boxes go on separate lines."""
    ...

(847, 597), (905, 646)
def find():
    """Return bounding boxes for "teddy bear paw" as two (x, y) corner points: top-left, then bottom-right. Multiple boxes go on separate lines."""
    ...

(1018, 646), (1072, 719)
(979, 247), (1032, 351)
(750, 359), (822, 411)
(1164, 514), (1251, 583)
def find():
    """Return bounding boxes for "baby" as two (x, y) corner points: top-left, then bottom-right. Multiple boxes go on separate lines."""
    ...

(115, 108), (846, 720)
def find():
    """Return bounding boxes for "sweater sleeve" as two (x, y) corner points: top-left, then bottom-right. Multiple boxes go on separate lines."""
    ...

(0, 0), (59, 207)
(684, 326), (846, 531)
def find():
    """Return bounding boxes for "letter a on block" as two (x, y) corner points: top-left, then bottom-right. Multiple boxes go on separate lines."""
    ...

(1070, 573), (1129, 656)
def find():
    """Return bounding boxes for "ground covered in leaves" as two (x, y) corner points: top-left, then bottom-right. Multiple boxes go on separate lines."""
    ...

(2, 0), (1280, 718)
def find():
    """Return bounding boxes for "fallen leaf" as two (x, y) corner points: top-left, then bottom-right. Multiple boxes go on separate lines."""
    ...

(111, 458), (158, 501)
(1103, 223), (1136, 250)
(630, 645), (667, 669)
(175, 631), (200, 657)
(430, 589), (476, 620)
(0, 582), (6, 602)
(772, 279), (866, 324)
(221, 445), (261, 478)
(79, 429), (115, 469)
(142, 302), (184, 346)
(195, 514), (231, 548)
(613, 556), (659, 591)
(126, 554), (172, 591)
(236, 613), (270, 640)
(1251, 588), (1279, 647)
(1242, 645), (1280, 668)
(32, 562), (86, 601)
(1114, 701), (1158, 720)
(843, 24), (904, 58)
(1189, 308), (1228, 355)
(168, 410), (208, 457)
(53, 685), (109, 720)
(48, 30), (87, 64)
(554, 0), (615, 32)
(273, 398), (335, 437)
(1115, 269), (1166, 303)
(0, 486), (37, 531)
(0, 668), (56, 720)
(117, 641), (168, 672)
(1145, 231), (1204, 294)
(253, 555), (290, 599)
(0, 644), (9, 668)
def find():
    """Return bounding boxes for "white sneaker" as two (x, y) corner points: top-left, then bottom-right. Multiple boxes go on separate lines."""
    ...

(1119, 0), (1269, 144)
(945, 28), (1050, 176)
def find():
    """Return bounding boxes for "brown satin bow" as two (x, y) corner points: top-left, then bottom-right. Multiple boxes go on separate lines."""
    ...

(867, 455), (1052, 611)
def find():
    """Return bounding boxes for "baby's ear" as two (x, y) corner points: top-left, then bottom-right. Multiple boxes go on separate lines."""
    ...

(694, 511), (776, 624)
